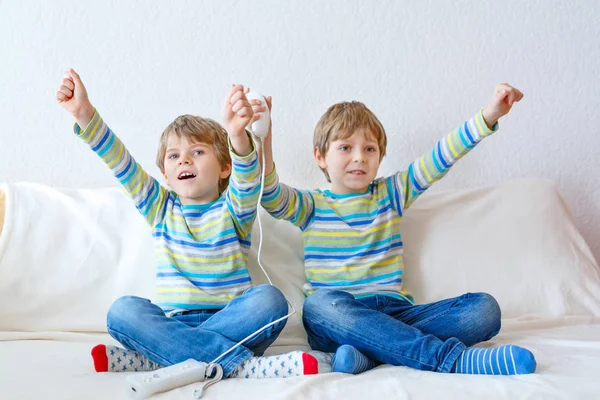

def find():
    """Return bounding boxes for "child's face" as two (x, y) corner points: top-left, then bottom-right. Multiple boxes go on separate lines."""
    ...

(315, 129), (381, 194)
(162, 134), (231, 205)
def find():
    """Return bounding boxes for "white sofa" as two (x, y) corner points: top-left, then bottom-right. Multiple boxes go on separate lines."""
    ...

(1, 179), (600, 399)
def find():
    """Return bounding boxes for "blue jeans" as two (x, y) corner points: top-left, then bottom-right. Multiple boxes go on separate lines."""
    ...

(303, 290), (501, 373)
(106, 284), (288, 377)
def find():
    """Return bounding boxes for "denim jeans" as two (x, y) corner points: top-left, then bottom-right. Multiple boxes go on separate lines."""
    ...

(303, 290), (501, 373)
(106, 284), (288, 377)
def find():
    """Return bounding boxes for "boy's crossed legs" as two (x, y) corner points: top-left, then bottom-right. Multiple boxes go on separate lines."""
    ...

(93, 285), (320, 378)
(303, 289), (535, 375)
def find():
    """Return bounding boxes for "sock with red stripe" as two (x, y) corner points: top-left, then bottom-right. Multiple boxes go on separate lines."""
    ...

(92, 345), (320, 378)
(229, 351), (319, 378)
(91, 344), (160, 372)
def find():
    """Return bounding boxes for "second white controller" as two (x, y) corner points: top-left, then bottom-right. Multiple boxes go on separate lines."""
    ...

(246, 91), (270, 138)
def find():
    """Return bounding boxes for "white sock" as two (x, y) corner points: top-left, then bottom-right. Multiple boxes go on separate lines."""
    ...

(91, 344), (161, 372)
(229, 351), (319, 379)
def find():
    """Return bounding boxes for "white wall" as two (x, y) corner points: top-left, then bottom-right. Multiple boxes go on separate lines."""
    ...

(1, 0), (599, 260)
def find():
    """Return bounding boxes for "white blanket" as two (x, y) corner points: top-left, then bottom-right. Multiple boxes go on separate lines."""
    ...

(2, 320), (600, 399)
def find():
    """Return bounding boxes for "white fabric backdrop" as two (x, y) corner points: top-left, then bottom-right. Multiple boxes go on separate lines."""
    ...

(0, 1), (599, 262)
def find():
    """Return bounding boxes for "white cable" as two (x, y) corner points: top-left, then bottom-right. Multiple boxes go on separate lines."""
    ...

(209, 135), (296, 365)
(254, 137), (270, 285)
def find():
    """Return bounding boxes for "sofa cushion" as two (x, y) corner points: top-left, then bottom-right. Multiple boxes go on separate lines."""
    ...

(0, 179), (598, 335)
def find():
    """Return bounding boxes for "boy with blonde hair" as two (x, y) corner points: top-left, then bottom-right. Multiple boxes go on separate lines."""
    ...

(55, 71), (320, 379)
(254, 84), (537, 375)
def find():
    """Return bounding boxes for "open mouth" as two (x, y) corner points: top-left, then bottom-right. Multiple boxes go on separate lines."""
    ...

(347, 170), (366, 176)
(178, 172), (197, 180)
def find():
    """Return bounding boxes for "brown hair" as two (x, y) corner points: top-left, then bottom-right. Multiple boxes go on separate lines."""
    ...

(156, 115), (232, 193)
(313, 101), (387, 182)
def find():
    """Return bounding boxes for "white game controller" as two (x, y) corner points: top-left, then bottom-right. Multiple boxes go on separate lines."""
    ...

(126, 359), (221, 399)
(246, 91), (270, 139)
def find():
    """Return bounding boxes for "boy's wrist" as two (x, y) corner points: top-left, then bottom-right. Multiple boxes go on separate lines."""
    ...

(261, 133), (272, 146)
(482, 106), (501, 129)
(228, 130), (254, 157)
(73, 105), (95, 128)
(227, 127), (248, 139)
(263, 135), (274, 175)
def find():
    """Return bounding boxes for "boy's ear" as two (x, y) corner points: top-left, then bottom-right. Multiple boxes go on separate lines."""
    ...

(220, 163), (232, 179)
(313, 147), (328, 169)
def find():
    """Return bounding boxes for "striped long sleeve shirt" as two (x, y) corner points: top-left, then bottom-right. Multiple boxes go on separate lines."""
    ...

(262, 111), (497, 302)
(75, 112), (261, 311)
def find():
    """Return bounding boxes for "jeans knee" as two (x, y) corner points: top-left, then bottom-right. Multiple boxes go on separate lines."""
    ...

(246, 284), (288, 320)
(472, 292), (501, 337)
(106, 296), (147, 330)
(303, 289), (352, 319)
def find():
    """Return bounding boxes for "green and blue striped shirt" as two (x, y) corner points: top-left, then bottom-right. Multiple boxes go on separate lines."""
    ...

(262, 111), (497, 302)
(76, 112), (261, 311)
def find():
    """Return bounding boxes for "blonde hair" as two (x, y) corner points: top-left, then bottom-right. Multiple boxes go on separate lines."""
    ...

(156, 115), (232, 193)
(313, 101), (387, 182)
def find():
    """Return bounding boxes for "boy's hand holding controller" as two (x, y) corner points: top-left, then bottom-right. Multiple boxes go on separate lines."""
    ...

(56, 68), (95, 129)
(222, 84), (255, 156)
(246, 90), (272, 140)
(482, 83), (524, 128)
(248, 90), (274, 175)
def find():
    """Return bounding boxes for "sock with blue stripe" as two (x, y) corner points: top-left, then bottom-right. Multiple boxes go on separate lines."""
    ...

(451, 345), (536, 375)
(331, 344), (375, 374)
